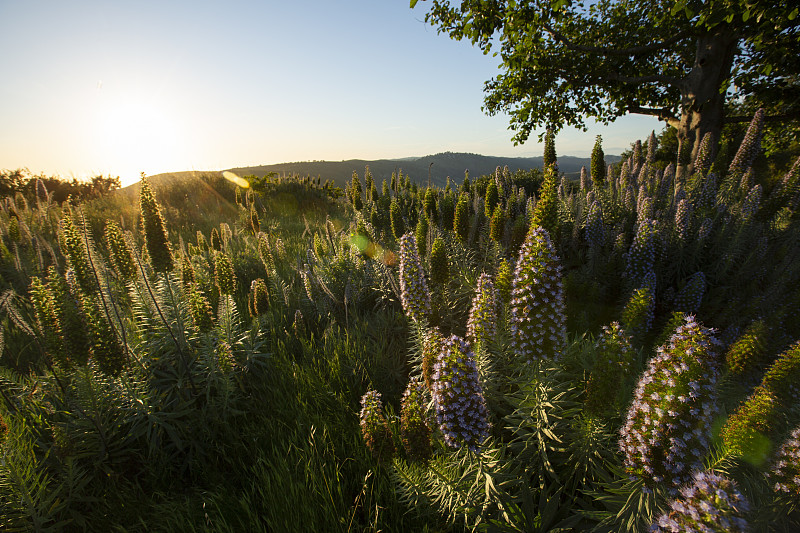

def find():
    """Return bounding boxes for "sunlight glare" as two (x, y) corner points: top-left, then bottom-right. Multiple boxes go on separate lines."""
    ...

(97, 97), (187, 182)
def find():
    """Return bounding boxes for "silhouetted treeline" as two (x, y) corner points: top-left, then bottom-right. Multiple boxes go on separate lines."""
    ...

(0, 168), (120, 203)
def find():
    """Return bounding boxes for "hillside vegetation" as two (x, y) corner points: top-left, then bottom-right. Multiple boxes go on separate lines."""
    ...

(1, 116), (800, 531)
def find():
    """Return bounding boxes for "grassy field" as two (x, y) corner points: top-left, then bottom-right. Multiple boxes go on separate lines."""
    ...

(1, 115), (800, 531)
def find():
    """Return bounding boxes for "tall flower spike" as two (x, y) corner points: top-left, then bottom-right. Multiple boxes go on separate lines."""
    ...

(359, 390), (394, 463)
(431, 335), (490, 451)
(591, 135), (606, 187)
(249, 278), (269, 317)
(81, 291), (126, 375)
(188, 286), (214, 331)
(509, 226), (566, 362)
(579, 166), (591, 191)
(215, 252), (236, 295)
(398, 233), (431, 324)
(422, 328), (443, 391)
(467, 273), (497, 349)
(530, 167), (559, 236)
(104, 222), (137, 282)
(30, 276), (63, 363)
(59, 215), (95, 294)
(651, 470), (749, 532)
(740, 183), (762, 222)
(46, 267), (90, 366)
(726, 319), (768, 376)
(585, 200), (605, 249)
(674, 199), (691, 244)
(139, 176), (173, 273)
(625, 219), (657, 287)
(495, 258), (513, 306)
(621, 282), (655, 342)
(674, 272), (706, 315)
(400, 378), (432, 462)
(619, 316), (721, 490)
(692, 132), (716, 178)
(728, 108), (765, 178)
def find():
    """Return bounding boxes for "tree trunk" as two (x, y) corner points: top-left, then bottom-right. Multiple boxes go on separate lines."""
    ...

(675, 27), (738, 181)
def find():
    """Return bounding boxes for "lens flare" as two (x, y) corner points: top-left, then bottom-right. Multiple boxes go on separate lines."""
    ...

(222, 171), (250, 189)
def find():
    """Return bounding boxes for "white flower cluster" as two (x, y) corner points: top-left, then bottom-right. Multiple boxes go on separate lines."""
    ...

(651, 470), (749, 532)
(620, 316), (721, 490)
(467, 272), (497, 349)
(509, 227), (566, 362)
(431, 334), (490, 451)
(770, 426), (800, 496)
(399, 233), (431, 324)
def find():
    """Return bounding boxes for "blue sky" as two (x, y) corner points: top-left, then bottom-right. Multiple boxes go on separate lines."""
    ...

(0, 1), (663, 186)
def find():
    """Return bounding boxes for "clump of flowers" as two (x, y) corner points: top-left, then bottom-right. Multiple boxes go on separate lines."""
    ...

(619, 316), (721, 490)
(585, 322), (634, 416)
(509, 226), (566, 362)
(467, 272), (497, 350)
(431, 335), (490, 451)
(399, 233), (431, 324)
(769, 426), (800, 496)
(674, 272), (706, 315)
(650, 470), (750, 532)
(360, 390), (394, 463)
(422, 329), (443, 391)
(400, 378), (432, 462)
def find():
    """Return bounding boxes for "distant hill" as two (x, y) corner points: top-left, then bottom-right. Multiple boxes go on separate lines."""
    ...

(146, 152), (622, 190)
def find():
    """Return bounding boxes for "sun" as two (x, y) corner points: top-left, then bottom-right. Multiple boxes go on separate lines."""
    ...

(96, 96), (187, 183)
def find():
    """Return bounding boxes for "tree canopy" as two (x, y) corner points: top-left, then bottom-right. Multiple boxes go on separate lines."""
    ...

(411, 0), (800, 176)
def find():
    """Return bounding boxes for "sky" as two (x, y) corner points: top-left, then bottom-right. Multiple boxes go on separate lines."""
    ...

(0, 1), (663, 186)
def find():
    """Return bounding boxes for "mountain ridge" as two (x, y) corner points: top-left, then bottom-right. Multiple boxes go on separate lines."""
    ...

(145, 151), (622, 189)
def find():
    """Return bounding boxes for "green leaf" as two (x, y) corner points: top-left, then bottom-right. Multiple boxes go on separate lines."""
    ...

(409, 0), (419, 7)
(789, 8), (798, 20)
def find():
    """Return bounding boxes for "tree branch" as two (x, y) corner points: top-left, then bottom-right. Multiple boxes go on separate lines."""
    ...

(542, 22), (691, 58)
(628, 105), (680, 127)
